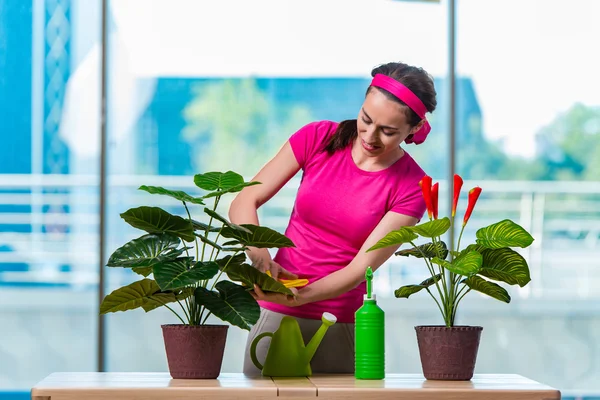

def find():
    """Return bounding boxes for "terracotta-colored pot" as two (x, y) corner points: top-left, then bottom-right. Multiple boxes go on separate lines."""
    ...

(162, 324), (229, 379)
(415, 325), (483, 380)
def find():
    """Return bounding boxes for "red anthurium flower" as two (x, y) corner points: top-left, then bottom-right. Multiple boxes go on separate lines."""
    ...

(431, 182), (439, 220)
(452, 174), (463, 218)
(419, 176), (434, 220)
(463, 187), (482, 226)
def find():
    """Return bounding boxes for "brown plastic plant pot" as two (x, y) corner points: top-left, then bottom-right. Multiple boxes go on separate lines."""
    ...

(415, 325), (483, 380)
(162, 324), (229, 379)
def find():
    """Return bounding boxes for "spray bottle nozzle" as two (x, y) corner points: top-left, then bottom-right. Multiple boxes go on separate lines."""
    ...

(365, 266), (374, 300)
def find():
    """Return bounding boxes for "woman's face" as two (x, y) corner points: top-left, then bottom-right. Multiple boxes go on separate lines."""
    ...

(356, 88), (420, 159)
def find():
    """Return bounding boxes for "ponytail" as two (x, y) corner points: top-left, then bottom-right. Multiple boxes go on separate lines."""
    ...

(321, 119), (357, 155)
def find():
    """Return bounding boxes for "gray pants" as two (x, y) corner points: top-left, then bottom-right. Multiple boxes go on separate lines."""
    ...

(243, 308), (355, 376)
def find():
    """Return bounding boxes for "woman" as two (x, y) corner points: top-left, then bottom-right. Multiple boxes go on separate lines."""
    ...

(228, 61), (437, 375)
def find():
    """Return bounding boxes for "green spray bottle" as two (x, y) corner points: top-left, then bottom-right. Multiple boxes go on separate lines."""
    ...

(355, 266), (385, 380)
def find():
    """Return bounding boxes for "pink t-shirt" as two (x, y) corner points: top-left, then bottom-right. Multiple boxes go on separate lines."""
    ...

(259, 120), (427, 323)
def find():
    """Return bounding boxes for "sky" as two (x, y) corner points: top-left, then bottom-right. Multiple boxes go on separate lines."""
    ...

(456, 0), (600, 157)
(81, 0), (600, 158)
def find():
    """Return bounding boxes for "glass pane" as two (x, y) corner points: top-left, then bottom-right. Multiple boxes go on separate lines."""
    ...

(0, 0), (101, 391)
(457, 0), (600, 395)
(104, 0), (449, 375)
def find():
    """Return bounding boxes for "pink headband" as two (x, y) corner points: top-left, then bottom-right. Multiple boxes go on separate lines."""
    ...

(370, 74), (431, 144)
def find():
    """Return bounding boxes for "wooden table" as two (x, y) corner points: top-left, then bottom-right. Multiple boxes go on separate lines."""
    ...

(31, 372), (561, 400)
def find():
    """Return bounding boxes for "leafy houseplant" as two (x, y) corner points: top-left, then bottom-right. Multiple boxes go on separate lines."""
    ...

(368, 174), (534, 380)
(100, 171), (296, 379)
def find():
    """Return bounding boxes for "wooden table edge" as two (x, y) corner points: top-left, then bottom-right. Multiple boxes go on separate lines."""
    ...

(271, 376), (318, 397)
(30, 386), (280, 399)
(313, 387), (562, 399)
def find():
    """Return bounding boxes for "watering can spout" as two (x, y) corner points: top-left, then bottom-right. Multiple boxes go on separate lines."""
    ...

(304, 312), (337, 364)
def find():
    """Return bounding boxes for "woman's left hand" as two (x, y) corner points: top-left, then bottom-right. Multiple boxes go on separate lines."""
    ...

(250, 284), (303, 307)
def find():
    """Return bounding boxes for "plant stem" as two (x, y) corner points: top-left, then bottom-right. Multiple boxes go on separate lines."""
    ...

(430, 236), (450, 313)
(452, 287), (472, 322)
(176, 297), (190, 323)
(209, 229), (223, 262)
(199, 229), (224, 289)
(425, 288), (445, 321)
(431, 236), (448, 295)
(451, 284), (468, 324)
(201, 196), (221, 262)
(190, 295), (202, 326)
(449, 271), (457, 297)
(454, 282), (468, 300)
(210, 250), (238, 291)
(411, 240), (447, 320)
(434, 234), (455, 326)
(193, 294), (203, 326)
(161, 303), (186, 325)
(183, 201), (198, 261)
(188, 295), (195, 325)
(201, 312), (212, 325)
(199, 306), (204, 324)
(455, 286), (471, 306)
(149, 295), (187, 324)
(456, 224), (466, 253)
(448, 223), (467, 325)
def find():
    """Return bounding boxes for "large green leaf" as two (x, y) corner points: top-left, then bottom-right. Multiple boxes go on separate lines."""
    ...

(477, 247), (531, 287)
(476, 219), (534, 249)
(106, 234), (183, 268)
(194, 171), (244, 191)
(138, 185), (205, 205)
(141, 288), (194, 312)
(120, 206), (195, 242)
(100, 279), (160, 314)
(460, 244), (485, 254)
(215, 253), (247, 270)
(395, 274), (442, 298)
(192, 219), (220, 233)
(132, 266), (153, 277)
(220, 224), (295, 249)
(395, 241), (448, 259)
(202, 182), (261, 199)
(366, 228), (418, 252)
(463, 275), (511, 303)
(432, 250), (482, 276)
(194, 281), (260, 330)
(223, 263), (293, 296)
(221, 246), (247, 252)
(454, 244), (483, 262)
(409, 217), (451, 238)
(204, 208), (252, 234)
(154, 258), (220, 290)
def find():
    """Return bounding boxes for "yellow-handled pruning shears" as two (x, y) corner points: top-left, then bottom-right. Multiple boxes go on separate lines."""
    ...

(266, 270), (309, 288)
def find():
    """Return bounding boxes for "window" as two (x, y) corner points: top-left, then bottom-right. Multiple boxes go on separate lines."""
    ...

(103, 0), (449, 374)
(1, 1), (597, 398)
(0, 0), (101, 390)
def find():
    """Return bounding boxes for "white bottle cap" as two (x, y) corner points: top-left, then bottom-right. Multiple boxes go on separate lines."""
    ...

(364, 294), (377, 301)
(322, 312), (337, 324)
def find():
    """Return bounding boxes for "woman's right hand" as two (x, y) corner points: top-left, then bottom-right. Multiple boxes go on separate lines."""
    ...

(248, 248), (298, 281)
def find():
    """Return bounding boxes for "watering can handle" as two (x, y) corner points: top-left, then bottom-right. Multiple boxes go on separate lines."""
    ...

(250, 332), (273, 371)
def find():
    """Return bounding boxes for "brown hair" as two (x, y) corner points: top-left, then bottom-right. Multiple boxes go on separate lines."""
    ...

(322, 62), (437, 154)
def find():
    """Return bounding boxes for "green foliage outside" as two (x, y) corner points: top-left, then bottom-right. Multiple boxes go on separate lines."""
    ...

(182, 79), (312, 177)
(181, 79), (599, 183)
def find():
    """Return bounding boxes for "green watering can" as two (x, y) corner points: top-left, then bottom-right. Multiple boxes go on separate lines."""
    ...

(250, 312), (337, 377)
